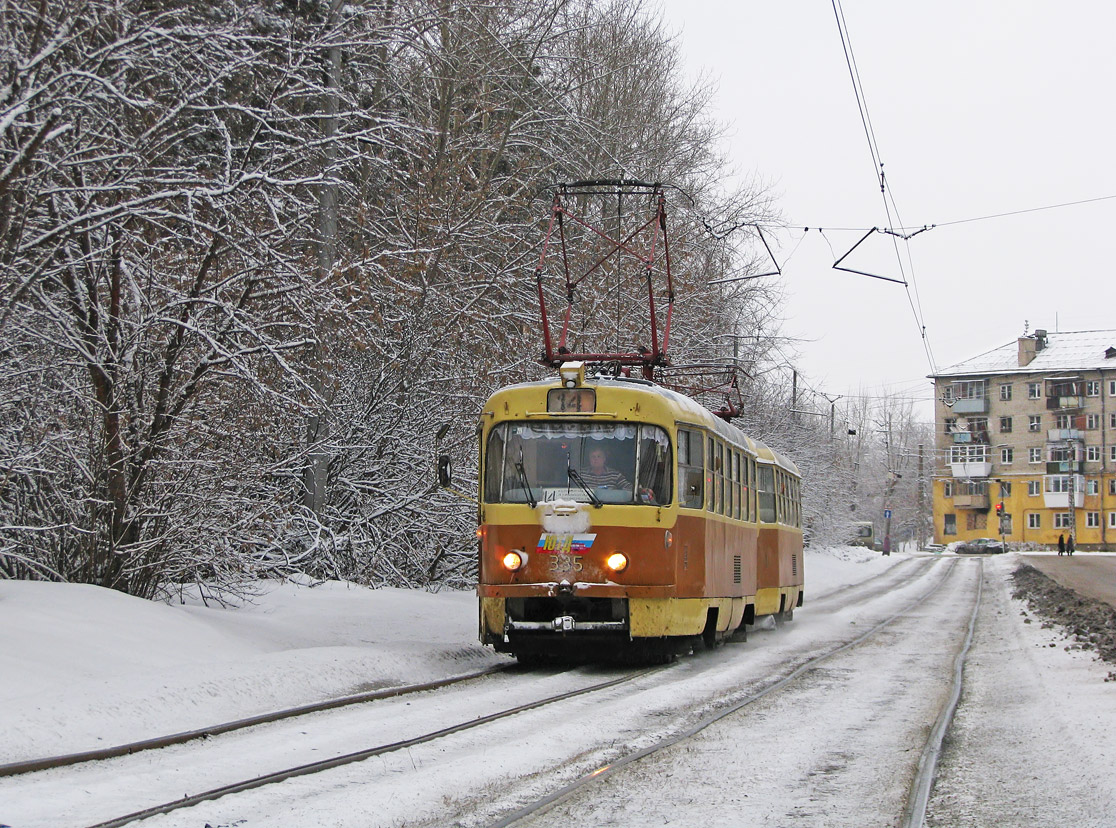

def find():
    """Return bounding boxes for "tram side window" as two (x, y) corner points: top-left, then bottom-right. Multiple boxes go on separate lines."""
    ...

(677, 428), (704, 509)
(744, 456), (754, 522)
(758, 465), (776, 523)
(731, 451), (740, 520)
(734, 451), (743, 520)
(715, 441), (726, 514)
(706, 438), (715, 513)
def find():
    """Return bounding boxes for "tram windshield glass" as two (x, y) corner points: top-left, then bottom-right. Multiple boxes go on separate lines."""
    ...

(484, 422), (672, 505)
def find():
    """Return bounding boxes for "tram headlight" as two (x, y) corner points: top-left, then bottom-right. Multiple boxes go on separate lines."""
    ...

(605, 552), (629, 573)
(502, 550), (527, 571)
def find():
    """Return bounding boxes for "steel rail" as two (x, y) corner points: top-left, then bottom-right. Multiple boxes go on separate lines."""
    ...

(0, 664), (510, 778)
(485, 557), (966, 828)
(78, 664), (669, 828)
(902, 557), (984, 828)
(806, 553), (929, 611)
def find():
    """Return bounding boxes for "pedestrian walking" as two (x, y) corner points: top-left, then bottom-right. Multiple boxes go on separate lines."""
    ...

(1058, 533), (1065, 556)
(1067, 534), (1075, 556)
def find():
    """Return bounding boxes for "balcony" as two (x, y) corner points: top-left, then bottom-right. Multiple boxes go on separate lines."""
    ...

(952, 397), (989, 415)
(1047, 428), (1083, 442)
(953, 493), (990, 510)
(1046, 395), (1085, 411)
(1043, 491), (1085, 509)
(1046, 461), (1084, 474)
(950, 461), (992, 478)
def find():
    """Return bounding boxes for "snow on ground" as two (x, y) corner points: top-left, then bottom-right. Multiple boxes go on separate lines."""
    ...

(1, 580), (500, 762)
(2, 546), (895, 764)
(6, 546), (1116, 828)
(0, 549), (892, 767)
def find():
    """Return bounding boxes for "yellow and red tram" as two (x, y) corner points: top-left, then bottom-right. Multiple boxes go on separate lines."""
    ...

(476, 362), (803, 662)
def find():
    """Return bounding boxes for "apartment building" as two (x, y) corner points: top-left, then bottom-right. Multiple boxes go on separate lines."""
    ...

(931, 329), (1116, 550)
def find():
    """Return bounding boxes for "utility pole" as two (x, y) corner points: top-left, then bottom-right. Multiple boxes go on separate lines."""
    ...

(791, 369), (798, 423)
(917, 444), (925, 549)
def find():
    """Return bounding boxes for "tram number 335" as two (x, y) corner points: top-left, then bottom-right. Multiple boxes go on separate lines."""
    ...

(548, 554), (583, 573)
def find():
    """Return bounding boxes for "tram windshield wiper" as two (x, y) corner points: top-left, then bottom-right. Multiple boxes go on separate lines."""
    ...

(514, 456), (537, 508)
(567, 456), (603, 508)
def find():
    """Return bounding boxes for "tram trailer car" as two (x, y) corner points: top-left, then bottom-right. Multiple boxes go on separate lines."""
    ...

(476, 363), (803, 662)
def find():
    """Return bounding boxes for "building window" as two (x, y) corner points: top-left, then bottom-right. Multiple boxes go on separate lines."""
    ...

(1111, 479), (1116, 496)
(1055, 414), (1073, 429)
(1048, 379), (1085, 398)
(1028, 480), (1041, 496)
(1086, 380), (1100, 397)
(1087, 479), (1099, 495)
(950, 445), (990, 464)
(1028, 512), (1041, 529)
(1028, 382), (1042, 399)
(1029, 447), (1042, 463)
(1086, 414), (1100, 429)
(999, 416), (1013, 433)
(951, 380), (987, 400)
(1111, 412), (1116, 429)
(943, 481), (954, 497)
(1054, 512), (1072, 529)
(944, 417), (957, 435)
(1086, 512), (1100, 528)
(1110, 379), (1116, 396)
(1112, 446), (1116, 462)
(1000, 383), (1013, 401)
(944, 514), (957, 535)
(1110, 512), (1116, 529)
(1087, 446), (1100, 462)
(1046, 475), (1075, 494)
(1050, 445), (1074, 463)
(1000, 447), (1014, 464)
(1028, 415), (1041, 432)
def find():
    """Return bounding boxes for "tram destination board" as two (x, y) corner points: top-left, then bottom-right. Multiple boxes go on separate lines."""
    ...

(548, 388), (596, 413)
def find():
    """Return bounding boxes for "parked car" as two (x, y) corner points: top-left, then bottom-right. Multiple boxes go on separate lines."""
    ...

(958, 537), (1006, 555)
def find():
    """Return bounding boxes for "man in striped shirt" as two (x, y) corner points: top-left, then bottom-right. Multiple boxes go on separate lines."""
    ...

(580, 446), (630, 490)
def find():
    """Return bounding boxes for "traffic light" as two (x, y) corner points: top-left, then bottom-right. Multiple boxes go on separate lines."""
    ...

(995, 501), (1004, 516)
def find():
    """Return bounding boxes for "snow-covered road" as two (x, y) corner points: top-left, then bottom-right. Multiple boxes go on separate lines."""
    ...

(4, 550), (1115, 828)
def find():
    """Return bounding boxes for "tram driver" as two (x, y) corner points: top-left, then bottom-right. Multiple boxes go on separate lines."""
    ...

(580, 446), (631, 490)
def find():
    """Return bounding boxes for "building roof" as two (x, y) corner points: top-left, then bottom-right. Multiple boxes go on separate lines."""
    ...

(931, 330), (1116, 379)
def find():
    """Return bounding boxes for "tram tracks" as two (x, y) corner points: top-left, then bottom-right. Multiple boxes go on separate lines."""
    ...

(480, 556), (980, 827)
(5, 554), (932, 783)
(6, 554), (969, 828)
(0, 666), (511, 778)
(5, 663), (673, 828)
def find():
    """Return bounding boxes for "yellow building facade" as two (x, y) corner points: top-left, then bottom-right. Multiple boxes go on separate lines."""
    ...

(931, 329), (1116, 551)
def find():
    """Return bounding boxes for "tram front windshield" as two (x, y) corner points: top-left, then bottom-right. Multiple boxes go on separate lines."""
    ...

(484, 422), (672, 506)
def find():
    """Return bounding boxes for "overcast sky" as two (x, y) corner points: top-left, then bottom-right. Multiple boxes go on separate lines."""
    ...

(659, 1), (1115, 420)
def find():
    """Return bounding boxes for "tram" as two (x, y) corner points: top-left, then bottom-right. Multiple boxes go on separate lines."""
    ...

(463, 180), (803, 661)
(475, 361), (803, 662)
